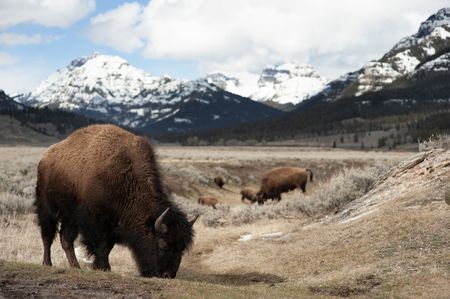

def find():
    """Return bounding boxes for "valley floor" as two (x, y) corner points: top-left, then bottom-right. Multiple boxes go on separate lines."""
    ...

(0, 146), (448, 298)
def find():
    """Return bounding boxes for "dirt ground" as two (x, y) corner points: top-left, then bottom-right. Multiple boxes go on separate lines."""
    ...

(1, 146), (449, 298)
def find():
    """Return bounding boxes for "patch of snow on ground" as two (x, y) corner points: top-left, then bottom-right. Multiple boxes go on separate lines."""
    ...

(239, 234), (253, 242)
(261, 232), (284, 240)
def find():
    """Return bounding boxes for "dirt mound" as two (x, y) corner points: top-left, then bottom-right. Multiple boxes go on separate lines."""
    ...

(336, 149), (449, 223)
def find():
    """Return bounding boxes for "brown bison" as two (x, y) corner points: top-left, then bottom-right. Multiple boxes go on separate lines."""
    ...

(213, 176), (225, 188)
(240, 188), (258, 203)
(257, 167), (313, 204)
(34, 124), (198, 278)
(197, 197), (219, 209)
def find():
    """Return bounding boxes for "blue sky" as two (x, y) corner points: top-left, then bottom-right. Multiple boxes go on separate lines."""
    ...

(0, 0), (448, 94)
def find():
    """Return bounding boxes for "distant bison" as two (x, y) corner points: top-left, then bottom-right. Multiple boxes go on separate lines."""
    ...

(240, 188), (258, 203)
(198, 197), (219, 209)
(257, 167), (313, 204)
(34, 124), (198, 278)
(213, 176), (225, 188)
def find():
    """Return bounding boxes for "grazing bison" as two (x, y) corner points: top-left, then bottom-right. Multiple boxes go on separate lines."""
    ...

(213, 176), (225, 188)
(198, 197), (219, 209)
(240, 188), (258, 203)
(257, 167), (313, 204)
(34, 124), (198, 278)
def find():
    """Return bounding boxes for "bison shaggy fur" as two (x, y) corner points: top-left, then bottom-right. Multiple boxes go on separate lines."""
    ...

(34, 124), (197, 278)
(240, 188), (258, 203)
(213, 176), (225, 188)
(257, 167), (313, 204)
(197, 197), (219, 209)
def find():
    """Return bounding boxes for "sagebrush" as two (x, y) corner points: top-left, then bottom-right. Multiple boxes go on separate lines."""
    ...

(174, 163), (392, 227)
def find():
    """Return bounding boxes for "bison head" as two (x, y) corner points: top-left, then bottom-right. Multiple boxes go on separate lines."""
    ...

(154, 208), (198, 278)
(256, 191), (267, 205)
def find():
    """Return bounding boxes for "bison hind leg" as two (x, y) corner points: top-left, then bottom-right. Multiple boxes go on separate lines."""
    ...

(301, 183), (306, 193)
(37, 213), (58, 267)
(59, 224), (80, 268)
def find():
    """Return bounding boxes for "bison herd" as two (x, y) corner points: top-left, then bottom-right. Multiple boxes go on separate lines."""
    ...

(34, 124), (314, 279)
(198, 167), (314, 208)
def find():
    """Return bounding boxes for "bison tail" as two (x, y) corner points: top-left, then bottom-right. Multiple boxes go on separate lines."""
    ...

(306, 168), (313, 183)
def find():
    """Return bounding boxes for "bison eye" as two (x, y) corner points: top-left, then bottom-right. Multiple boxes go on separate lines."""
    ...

(158, 239), (168, 250)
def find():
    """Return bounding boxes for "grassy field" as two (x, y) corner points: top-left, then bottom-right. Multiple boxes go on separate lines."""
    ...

(1, 145), (449, 298)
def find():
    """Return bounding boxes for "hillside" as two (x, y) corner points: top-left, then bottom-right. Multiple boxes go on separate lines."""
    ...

(0, 90), (100, 144)
(308, 7), (450, 102)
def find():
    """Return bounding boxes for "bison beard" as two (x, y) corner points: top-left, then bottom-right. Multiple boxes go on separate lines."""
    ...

(34, 124), (197, 278)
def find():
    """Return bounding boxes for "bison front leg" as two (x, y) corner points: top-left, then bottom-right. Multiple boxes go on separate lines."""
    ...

(92, 240), (114, 271)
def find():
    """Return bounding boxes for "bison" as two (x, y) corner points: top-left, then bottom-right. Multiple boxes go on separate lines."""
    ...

(240, 188), (258, 203)
(213, 176), (225, 188)
(34, 124), (198, 278)
(257, 167), (313, 204)
(197, 197), (219, 209)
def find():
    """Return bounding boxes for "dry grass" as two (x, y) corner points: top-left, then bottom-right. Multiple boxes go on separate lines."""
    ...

(1, 145), (448, 298)
(419, 134), (450, 152)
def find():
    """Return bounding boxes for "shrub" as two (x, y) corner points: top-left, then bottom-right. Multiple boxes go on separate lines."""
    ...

(418, 134), (450, 152)
(174, 164), (392, 227)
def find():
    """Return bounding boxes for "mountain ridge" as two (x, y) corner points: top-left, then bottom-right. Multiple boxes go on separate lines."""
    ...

(17, 53), (283, 136)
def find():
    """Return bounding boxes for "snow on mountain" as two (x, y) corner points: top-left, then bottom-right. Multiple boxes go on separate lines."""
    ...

(250, 62), (327, 105)
(417, 52), (450, 73)
(311, 7), (450, 102)
(202, 62), (327, 110)
(18, 53), (282, 135)
(203, 73), (242, 95)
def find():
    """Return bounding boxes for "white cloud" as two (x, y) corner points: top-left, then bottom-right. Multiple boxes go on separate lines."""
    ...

(0, 51), (19, 65)
(86, 0), (449, 79)
(0, 32), (42, 45)
(0, 0), (95, 30)
(0, 32), (63, 46)
(86, 2), (144, 52)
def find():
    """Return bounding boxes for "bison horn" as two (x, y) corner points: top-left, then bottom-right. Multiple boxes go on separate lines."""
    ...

(189, 214), (199, 226)
(155, 208), (170, 234)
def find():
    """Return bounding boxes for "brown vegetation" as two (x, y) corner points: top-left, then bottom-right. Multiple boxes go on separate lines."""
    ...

(3, 145), (449, 298)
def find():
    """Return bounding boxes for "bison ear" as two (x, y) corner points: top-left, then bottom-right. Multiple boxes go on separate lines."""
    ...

(155, 208), (170, 234)
(189, 214), (199, 226)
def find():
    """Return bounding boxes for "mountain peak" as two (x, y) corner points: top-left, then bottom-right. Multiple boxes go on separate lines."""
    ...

(68, 52), (130, 71)
(416, 7), (450, 38)
(258, 62), (324, 86)
(251, 62), (327, 106)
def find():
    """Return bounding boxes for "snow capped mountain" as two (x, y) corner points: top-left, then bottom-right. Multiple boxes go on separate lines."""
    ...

(18, 53), (282, 135)
(250, 62), (327, 107)
(310, 7), (450, 102)
(201, 62), (327, 111)
(202, 73), (241, 95)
